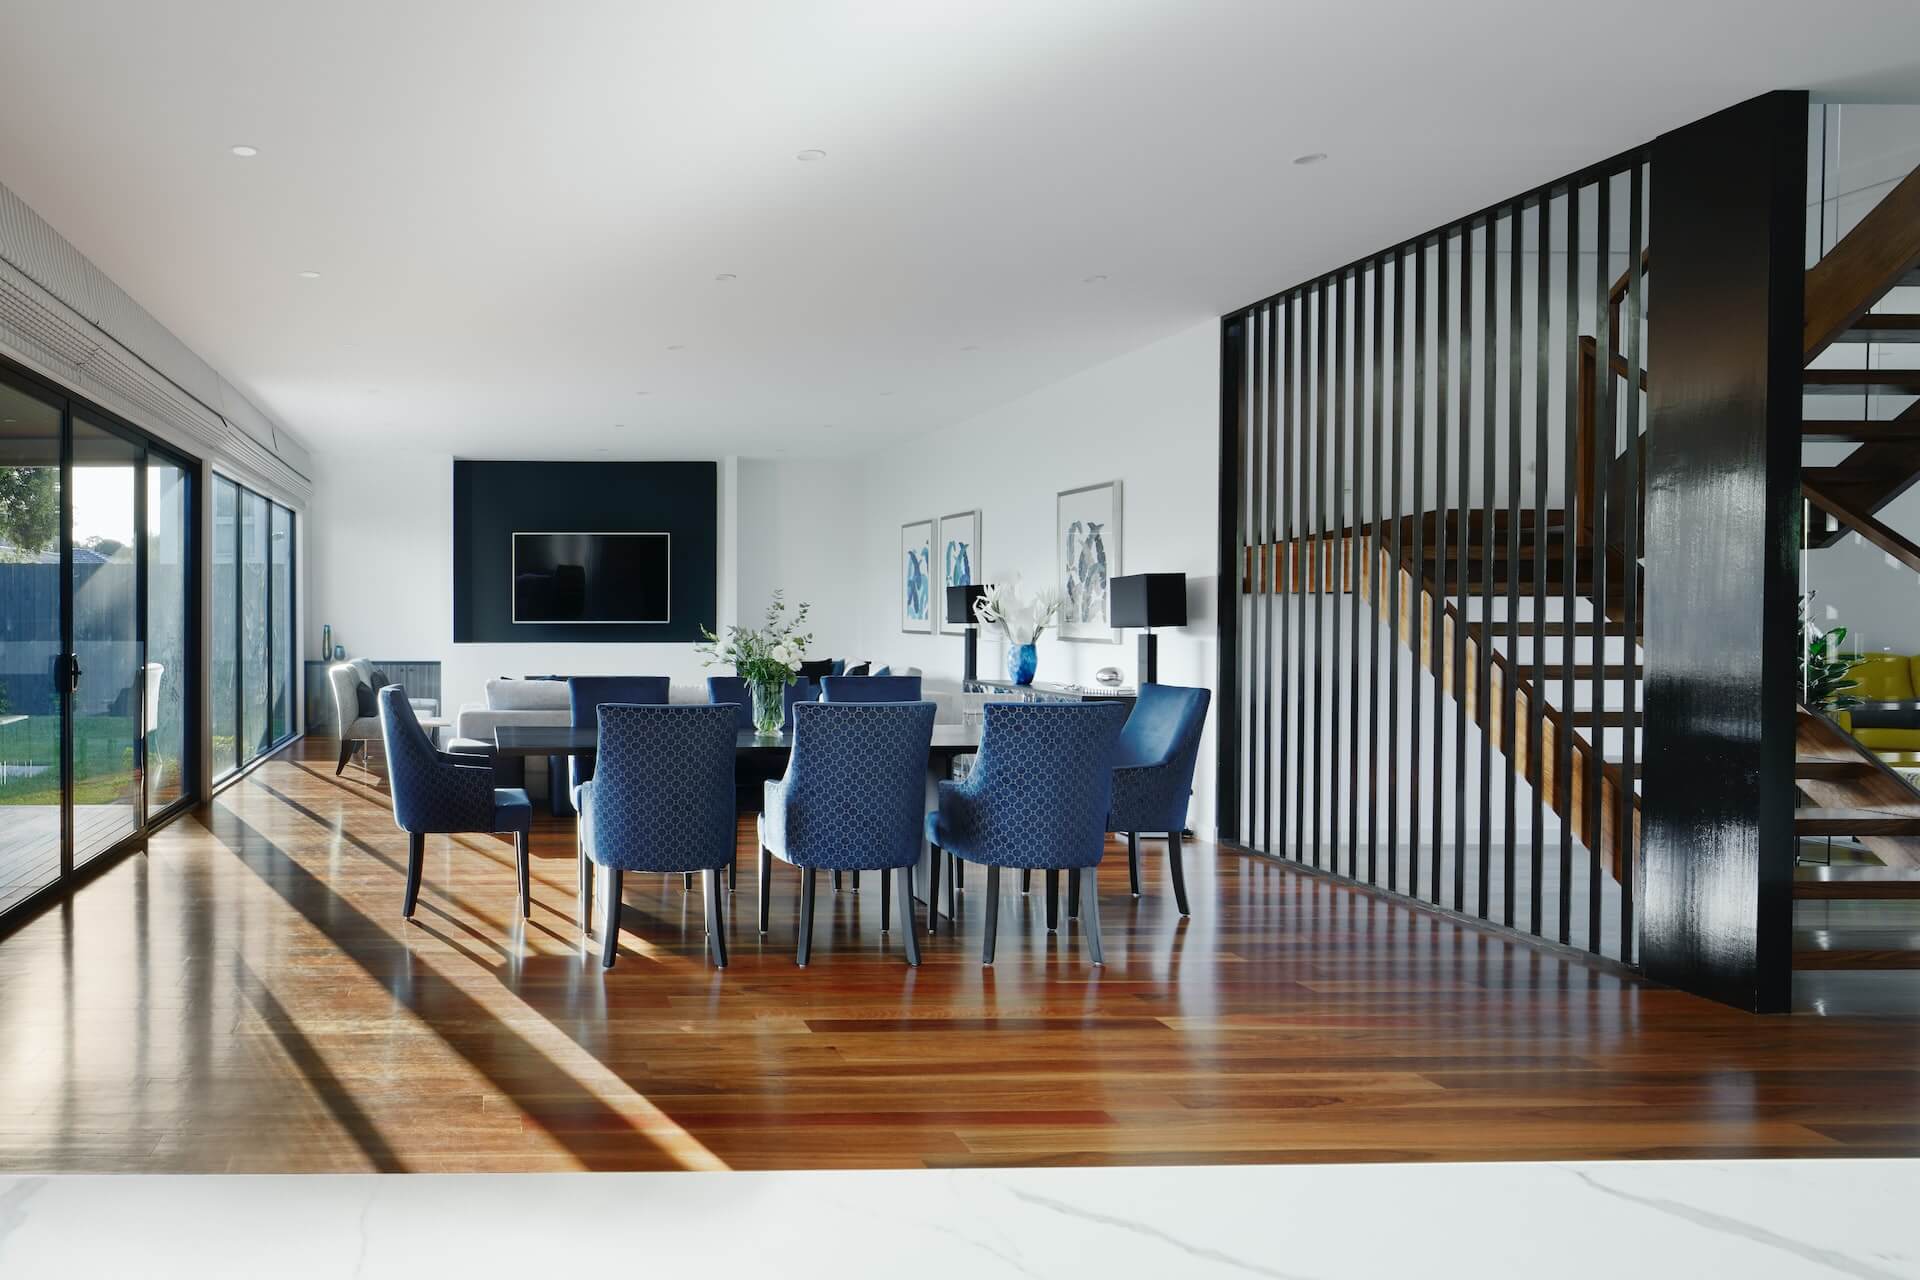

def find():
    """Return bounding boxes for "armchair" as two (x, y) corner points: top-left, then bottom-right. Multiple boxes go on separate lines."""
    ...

(1100, 683), (1211, 916)
(925, 701), (1128, 965)
(757, 701), (935, 966)
(578, 704), (737, 969)
(377, 687), (533, 922)
(328, 662), (382, 774)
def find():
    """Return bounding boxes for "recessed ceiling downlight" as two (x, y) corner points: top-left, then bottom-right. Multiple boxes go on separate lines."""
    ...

(296, 270), (321, 279)
(229, 144), (259, 157)
(1083, 274), (1109, 284)
(714, 273), (737, 282)
(1292, 151), (1329, 166)
(795, 149), (827, 162)
(666, 344), (686, 351)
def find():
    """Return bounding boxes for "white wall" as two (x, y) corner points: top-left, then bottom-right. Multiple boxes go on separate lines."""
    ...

(855, 318), (1223, 832)
(735, 458), (867, 659)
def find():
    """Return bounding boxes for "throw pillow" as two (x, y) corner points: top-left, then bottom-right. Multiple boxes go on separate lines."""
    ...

(369, 667), (390, 689)
(355, 681), (377, 718)
(844, 663), (870, 677)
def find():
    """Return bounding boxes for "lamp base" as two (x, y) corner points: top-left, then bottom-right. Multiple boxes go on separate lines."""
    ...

(1137, 632), (1158, 688)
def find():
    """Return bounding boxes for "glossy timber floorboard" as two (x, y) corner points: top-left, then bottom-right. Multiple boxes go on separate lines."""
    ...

(2, 738), (1920, 1173)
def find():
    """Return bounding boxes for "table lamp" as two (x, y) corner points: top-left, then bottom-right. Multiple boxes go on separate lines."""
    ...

(946, 584), (988, 684)
(1110, 572), (1187, 687)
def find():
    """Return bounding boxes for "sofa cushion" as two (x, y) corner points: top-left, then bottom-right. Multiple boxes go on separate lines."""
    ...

(487, 677), (573, 711)
(1847, 652), (1914, 701)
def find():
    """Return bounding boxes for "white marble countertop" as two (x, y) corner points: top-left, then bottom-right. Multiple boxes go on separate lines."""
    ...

(1, 1159), (1914, 1277)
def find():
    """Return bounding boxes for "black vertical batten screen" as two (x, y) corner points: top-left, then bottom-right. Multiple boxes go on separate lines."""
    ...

(1218, 143), (1663, 972)
(1642, 90), (1806, 1012)
(1214, 315), (1243, 845)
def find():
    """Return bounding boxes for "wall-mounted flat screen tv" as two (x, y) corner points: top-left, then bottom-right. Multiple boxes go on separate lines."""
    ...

(511, 532), (670, 623)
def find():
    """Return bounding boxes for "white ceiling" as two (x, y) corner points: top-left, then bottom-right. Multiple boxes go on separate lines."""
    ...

(1, 0), (1918, 462)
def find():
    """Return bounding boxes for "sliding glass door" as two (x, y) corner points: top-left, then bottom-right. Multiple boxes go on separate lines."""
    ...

(0, 362), (199, 922)
(211, 474), (296, 780)
(0, 379), (64, 916)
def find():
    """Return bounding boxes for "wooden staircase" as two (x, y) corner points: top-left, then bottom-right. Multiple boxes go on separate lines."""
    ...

(1791, 159), (1920, 972)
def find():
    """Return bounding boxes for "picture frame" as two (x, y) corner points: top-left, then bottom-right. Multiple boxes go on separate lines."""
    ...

(1057, 480), (1122, 643)
(937, 509), (981, 634)
(900, 518), (934, 633)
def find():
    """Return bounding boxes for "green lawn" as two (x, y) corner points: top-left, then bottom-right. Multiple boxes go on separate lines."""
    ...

(0, 714), (147, 806)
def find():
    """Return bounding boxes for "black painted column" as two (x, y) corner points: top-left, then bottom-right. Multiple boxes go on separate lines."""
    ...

(1642, 90), (1807, 1012)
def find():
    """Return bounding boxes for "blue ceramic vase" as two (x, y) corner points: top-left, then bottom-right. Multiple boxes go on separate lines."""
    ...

(1011, 643), (1038, 686)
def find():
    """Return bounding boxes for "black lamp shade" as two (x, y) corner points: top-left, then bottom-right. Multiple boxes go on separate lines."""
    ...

(1110, 573), (1187, 630)
(946, 584), (987, 627)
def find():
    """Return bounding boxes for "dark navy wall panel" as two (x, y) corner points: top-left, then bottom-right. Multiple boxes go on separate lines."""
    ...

(452, 460), (717, 644)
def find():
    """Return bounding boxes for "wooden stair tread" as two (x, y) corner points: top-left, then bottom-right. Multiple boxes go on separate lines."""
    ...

(1792, 947), (1920, 971)
(1835, 315), (1920, 343)
(1794, 807), (1920, 836)
(1795, 865), (1920, 899)
(1802, 420), (1920, 442)
(1795, 759), (1881, 781)
(1803, 368), (1920, 395)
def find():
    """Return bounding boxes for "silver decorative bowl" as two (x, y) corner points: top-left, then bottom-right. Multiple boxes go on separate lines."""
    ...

(1094, 666), (1122, 687)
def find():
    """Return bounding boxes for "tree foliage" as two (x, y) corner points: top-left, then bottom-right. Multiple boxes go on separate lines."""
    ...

(0, 466), (56, 561)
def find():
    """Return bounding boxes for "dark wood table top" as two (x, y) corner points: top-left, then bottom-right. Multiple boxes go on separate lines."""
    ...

(494, 723), (983, 758)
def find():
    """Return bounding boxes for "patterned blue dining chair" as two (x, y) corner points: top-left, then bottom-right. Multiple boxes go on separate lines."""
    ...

(925, 701), (1128, 965)
(378, 686), (534, 922)
(781, 677), (817, 730)
(1091, 683), (1212, 918)
(757, 701), (935, 967)
(705, 676), (754, 731)
(566, 676), (671, 807)
(819, 674), (923, 703)
(578, 703), (738, 969)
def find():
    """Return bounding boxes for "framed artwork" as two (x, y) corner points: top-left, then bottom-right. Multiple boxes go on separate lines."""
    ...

(937, 509), (981, 634)
(900, 519), (934, 633)
(1057, 480), (1122, 643)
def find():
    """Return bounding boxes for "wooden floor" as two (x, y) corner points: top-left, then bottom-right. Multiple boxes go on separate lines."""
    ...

(4, 738), (1920, 1173)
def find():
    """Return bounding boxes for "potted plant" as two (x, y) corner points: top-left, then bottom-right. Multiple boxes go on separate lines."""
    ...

(975, 576), (1061, 686)
(1800, 595), (1862, 715)
(698, 592), (814, 735)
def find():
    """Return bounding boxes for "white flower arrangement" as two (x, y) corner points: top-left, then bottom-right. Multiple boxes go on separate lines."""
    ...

(697, 592), (813, 684)
(973, 575), (1061, 645)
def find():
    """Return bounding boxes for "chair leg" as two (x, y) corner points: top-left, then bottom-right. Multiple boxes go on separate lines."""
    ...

(881, 865), (892, 932)
(1045, 870), (1059, 933)
(600, 868), (623, 969)
(833, 870), (842, 893)
(927, 845), (942, 935)
(579, 831), (594, 935)
(898, 867), (921, 967)
(1021, 869), (1031, 895)
(1128, 832), (1141, 897)
(851, 870), (859, 894)
(947, 853), (957, 917)
(515, 831), (531, 919)
(1067, 868), (1081, 920)
(402, 831), (425, 919)
(758, 845), (772, 934)
(336, 738), (355, 776)
(797, 868), (817, 967)
(983, 865), (1001, 965)
(1169, 832), (1190, 917)
(684, 872), (693, 893)
(1082, 868), (1105, 966)
(954, 860), (964, 895)
(728, 852), (738, 892)
(704, 869), (727, 968)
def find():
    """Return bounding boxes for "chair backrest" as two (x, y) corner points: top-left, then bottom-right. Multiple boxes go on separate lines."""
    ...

(820, 674), (923, 703)
(1116, 683), (1212, 777)
(779, 701), (937, 870)
(567, 676), (671, 788)
(964, 701), (1130, 868)
(781, 678), (817, 730)
(327, 663), (360, 728)
(705, 675), (753, 731)
(587, 704), (738, 872)
(377, 685), (440, 830)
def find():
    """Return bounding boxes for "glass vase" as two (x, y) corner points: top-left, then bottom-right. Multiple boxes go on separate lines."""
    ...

(1011, 642), (1038, 686)
(750, 678), (786, 736)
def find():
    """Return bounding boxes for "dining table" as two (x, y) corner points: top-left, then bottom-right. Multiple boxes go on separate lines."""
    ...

(493, 722), (983, 917)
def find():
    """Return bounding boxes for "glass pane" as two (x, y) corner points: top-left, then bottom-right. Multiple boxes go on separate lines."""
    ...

(0, 380), (63, 913)
(212, 478), (237, 776)
(147, 457), (189, 810)
(269, 504), (291, 744)
(71, 416), (140, 864)
(240, 488), (270, 762)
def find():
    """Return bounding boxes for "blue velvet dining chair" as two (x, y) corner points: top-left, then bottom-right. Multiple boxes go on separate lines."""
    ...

(819, 674), (923, 703)
(566, 676), (679, 904)
(925, 701), (1128, 965)
(578, 704), (738, 969)
(1092, 683), (1212, 918)
(757, 700), (936, 967)
(377, 686), (534, 922)
(781, 677), (817, 729)
(705, 675), (754, 731)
